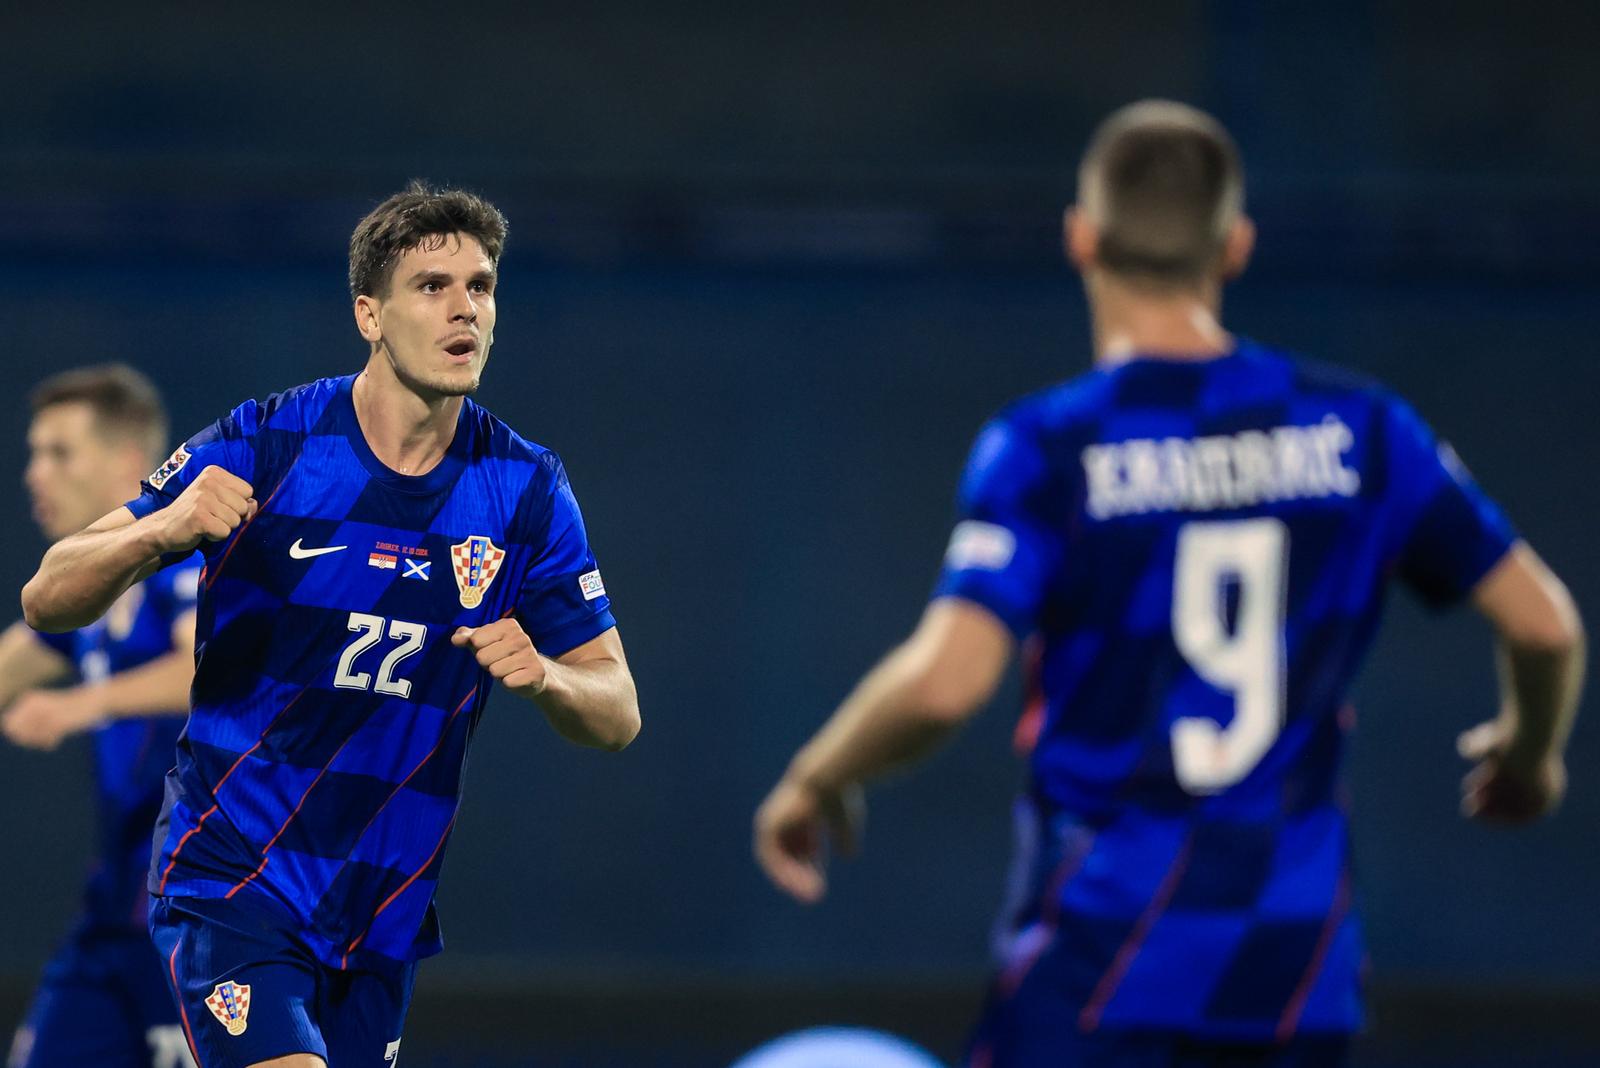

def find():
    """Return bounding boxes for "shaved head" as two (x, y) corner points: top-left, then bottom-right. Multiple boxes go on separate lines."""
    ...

(1078, 100), (1244, 287)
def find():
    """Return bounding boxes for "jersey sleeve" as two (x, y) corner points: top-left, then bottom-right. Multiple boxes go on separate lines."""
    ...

(125, 399), (261, 521)
(930, 417), (1066, 640)
(1381, 396), (1517, 607)
(513, 456), (616, 657)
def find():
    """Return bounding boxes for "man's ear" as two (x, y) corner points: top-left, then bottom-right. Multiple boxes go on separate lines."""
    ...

(1065, 207), (1099, 273)
(1219, 215), (1255, 281)
(354, 294), (382, 343)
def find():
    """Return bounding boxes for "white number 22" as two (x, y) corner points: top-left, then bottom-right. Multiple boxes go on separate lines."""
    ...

(1170, 518), (1289, 795)
(334, 612), (427, 698)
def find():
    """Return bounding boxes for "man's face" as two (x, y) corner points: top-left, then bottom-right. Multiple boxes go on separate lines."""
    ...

(362, 233), (498, 398)
(24, 403), (142, 541)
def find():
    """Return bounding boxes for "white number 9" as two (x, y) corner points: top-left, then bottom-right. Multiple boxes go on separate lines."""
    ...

(1171, 518), (1289, 794)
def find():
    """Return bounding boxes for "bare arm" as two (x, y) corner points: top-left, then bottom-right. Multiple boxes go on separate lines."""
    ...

(21, 467), (255, 633)
(3, 610), (197, 751)
(1458, 543), (1586, 822)
(786, 598), (1013, 793)
(0, 621), (73, 707)
(755, 597), (1013, 903)
(452, 620), (640, 751)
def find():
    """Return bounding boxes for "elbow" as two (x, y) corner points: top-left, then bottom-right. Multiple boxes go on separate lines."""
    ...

(1506, 587), (1585, 657)
(600, 704), (641, 752)
(1508, 613), (1585, 658)
(20, 576), (67, 634)
(907, 674), (990, 728)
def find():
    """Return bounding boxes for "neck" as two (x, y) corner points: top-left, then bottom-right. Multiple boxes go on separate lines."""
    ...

(352, 351), (463, 477)
(1088, 271), (1232, 367)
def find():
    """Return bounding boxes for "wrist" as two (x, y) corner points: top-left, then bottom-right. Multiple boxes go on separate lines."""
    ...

(1500, 733), (1557, 775)
(75, 684), (114, 728)
(787, 753), (842, 798)
(132, 513), (177, 558)
(511, 656), (553, 700)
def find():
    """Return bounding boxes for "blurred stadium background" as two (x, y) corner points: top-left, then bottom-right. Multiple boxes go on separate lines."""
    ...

(1, 3), (1597, 1065)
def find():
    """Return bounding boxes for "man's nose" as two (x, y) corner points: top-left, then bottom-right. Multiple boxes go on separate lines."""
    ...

(449, 285), (478, 322)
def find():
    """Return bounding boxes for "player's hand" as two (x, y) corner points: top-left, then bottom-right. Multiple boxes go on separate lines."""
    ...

(150, 466), (257, 554)
(452, 619), (548, 694)
(753, 776), (865, 905)
(1, 688), (108, 750)
(1457, 718), (1567, 824)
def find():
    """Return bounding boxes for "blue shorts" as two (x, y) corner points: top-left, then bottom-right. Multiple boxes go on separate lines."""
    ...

(148, 896), (415, 1068)
(8, 926), (192, 1068)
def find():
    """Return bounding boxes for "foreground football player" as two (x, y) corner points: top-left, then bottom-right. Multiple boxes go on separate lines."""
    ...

(24, 183), (640, 1068)
(755, 102), (1584, 1067)
(5, 365), (199, 1068)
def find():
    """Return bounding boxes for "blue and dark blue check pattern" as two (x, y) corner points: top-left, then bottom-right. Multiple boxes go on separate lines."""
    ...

(127, 375), (615, 970)
(935, 341), (1516, 1043)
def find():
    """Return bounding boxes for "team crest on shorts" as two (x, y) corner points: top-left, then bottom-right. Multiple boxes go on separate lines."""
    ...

(204, 980), (251, 1036)
(450, 535), (506, 609)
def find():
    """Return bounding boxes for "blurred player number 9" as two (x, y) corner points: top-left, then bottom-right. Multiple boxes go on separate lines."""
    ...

(334, 612), (427, 698)
(1170, 518), (1289, 795)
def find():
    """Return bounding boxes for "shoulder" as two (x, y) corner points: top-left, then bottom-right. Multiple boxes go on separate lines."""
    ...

(258, 376), (347, 433)
(956, 376), (1106, 505)
(462, 401), (569, 489)
(1228, 338), (1397, 411)
(998, 368), (1121, 439)
(968, 369), (1117, 482)
(196, 377), (346, 443)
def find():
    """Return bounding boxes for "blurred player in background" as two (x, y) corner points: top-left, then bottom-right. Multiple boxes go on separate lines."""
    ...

(755, 101), (1585, 1067)
(22, 183), (639, 1068)
(4, 365), (199, 1068)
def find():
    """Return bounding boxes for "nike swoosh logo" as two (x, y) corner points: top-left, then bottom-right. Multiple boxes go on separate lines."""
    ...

(289, 538), (348, 560)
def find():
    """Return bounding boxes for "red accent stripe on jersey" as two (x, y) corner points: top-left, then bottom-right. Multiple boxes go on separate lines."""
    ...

(157, 682), (315, 894)
(319, 684), (479, 947)
(1012, 636), (1046, 756)
(1275, 868), (1353, 1042)
(1078, 832), (1195, 1033)
(223, 730), (361, 900)
(995, 831), (1096, 998)
(341, 813), (458, 968)
(167, 935), (205, 1067)
(203, 452), (301, 592)
(345, 685), (476, 843)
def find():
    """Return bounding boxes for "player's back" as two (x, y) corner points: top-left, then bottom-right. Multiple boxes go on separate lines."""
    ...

(939, 339), (1514, 1039)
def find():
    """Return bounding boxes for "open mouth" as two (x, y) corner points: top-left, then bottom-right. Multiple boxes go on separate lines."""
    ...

(443, 338), (477, 358)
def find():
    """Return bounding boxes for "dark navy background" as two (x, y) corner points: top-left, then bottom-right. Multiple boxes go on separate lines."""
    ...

(0, 2), (1595, 1062)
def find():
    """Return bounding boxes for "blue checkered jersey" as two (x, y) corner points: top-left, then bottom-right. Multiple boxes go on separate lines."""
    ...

(29, 557), (200, 933)
(125, 374), (616, 970)
(933, 340), (1516, 1040)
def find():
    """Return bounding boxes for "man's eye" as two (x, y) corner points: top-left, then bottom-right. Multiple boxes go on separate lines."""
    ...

(421, 282), (441, 293)
(470, 281), (489, 294)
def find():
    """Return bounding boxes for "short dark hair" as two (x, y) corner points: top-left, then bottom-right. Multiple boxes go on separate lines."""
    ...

(30, 363), (169, 464)
(348, 180), (509, 299)
(1079, 100), (1243, 286)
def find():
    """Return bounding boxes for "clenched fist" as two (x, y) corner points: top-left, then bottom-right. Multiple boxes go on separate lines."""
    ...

(452, 618), (548, 694)
(151, 466), (257, 554)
